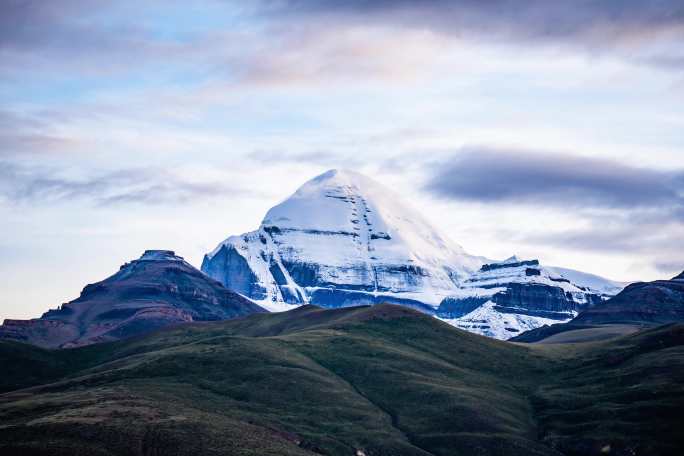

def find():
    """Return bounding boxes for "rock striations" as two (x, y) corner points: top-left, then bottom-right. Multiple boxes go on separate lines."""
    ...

(572, 270), (684, 325)
(512, 270), (684, 343)
(202, 169), (487, 312)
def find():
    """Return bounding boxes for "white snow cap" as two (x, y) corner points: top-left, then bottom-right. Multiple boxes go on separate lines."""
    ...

(261, 168), (478, 268)
(205, 168), (488, 309)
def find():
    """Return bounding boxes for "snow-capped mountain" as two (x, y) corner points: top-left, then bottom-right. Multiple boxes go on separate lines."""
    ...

(202, 169), (486, 312)
(202, 169), (622, 339)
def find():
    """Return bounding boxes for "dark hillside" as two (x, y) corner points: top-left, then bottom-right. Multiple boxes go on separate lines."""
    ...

(1, 304), (682, 455)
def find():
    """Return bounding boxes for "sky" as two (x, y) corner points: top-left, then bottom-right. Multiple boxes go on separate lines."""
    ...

(1, 0), (683, 320)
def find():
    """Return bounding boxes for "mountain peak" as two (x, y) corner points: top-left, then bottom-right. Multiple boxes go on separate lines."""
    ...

(139, 250), (184, 261)
(311, 168), (364, 183)
(501, 255), (522, 264)
(0, 251), (265, 348)
(284, 168), (386, 205)
(205, 169), (485, 311)
(259, 168), (470, 261)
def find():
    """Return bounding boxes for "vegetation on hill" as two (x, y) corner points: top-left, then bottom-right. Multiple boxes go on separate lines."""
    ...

(1, 304), (682, 456)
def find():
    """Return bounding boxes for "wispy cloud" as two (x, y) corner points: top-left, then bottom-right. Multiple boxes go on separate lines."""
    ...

(654, 260), (684, 276)
(0, 0), (215, 78)
(0, 109), (84, 156)
(3, 0), (682, 88)
(522, 219), (684, 278)
(231, 23), (450, 86)
(247, 149), (368, 168)
(0, 161), (249, 206)
(266, 0), (684, 68)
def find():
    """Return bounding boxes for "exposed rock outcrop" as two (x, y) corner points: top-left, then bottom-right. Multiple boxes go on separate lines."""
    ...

(0, 250), (266, 348)
(512, 270), (684, 343)
(572, 271), (684, 325)
(436, 258), (608, 339)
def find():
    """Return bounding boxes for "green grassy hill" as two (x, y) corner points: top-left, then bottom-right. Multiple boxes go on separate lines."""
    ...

(1, 304), (683, 456)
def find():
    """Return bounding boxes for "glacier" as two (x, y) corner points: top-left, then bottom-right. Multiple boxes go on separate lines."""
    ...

(202, 169), (623, 339)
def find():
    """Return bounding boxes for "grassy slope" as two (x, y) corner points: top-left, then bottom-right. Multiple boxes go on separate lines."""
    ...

(532, 324), (641, 344)
(1, 304), (682, 456)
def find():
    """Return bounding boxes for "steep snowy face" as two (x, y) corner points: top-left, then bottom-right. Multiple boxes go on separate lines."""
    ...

(262, 169), (474, 268)
(202, 169), (485, 311)
(437, 258), (608, 339)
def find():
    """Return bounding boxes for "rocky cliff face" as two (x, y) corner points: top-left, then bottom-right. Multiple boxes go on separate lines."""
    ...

(202, 170), (622, 339)
(436, 256), (608, 339)
(571, 270), (684, 325)
(510, 270), (684, 343)
(0, 250), (266, 348)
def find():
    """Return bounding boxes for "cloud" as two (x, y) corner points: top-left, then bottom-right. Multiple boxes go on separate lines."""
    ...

(231, 23), (450, 86)
(0, 1), (104, 50)
(0, 0), (202, 77)
(0, 133), (80, 156)
(0, 109), (84, 156)
(522, 220), (684, 279)
(4, 0), (682, 87)
(424, 147), (684, 270)
(654, 260), (684, 276)
(262, 0), (684, 70)
(247, 149), (369, 168)
(272, 1), (684, 44)
(1, 1), (445, 87)
(524, 222), (682, 254)
(0, 161), (248, 206)
(424, 147), (684, 209)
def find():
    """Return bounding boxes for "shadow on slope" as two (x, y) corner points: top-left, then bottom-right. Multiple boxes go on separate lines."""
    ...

(1, 304), (682, 456)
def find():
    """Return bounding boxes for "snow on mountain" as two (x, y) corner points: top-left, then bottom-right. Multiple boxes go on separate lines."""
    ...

(437, 257), (610, 339)
(464, 258), (599, 299)
(439, 301), (567, 340)
(202, 169), (622, 339)
(203, 169), (487, 312)
(545, 266), (626, 296)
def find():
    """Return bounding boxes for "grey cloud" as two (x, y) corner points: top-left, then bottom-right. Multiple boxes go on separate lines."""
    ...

(0, 133), (79, 156)
(524, 223), (684, 279)
(0, 0), (150, 53)
(263, 0), (684, 70)
(0, 0), (193, 76)
(641, 55), (684, 71)
(273, 1), (684, 41)
(0, 109), (83, 156)
(425, 147), (684, 209)
(0, 161), (246, 206)
(654, 260), (684, 276)
(525, 224), (683, 254)
(0, 1), (100, 49)
(425, 146), (684, 267)
(3, 0), (683, 82)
